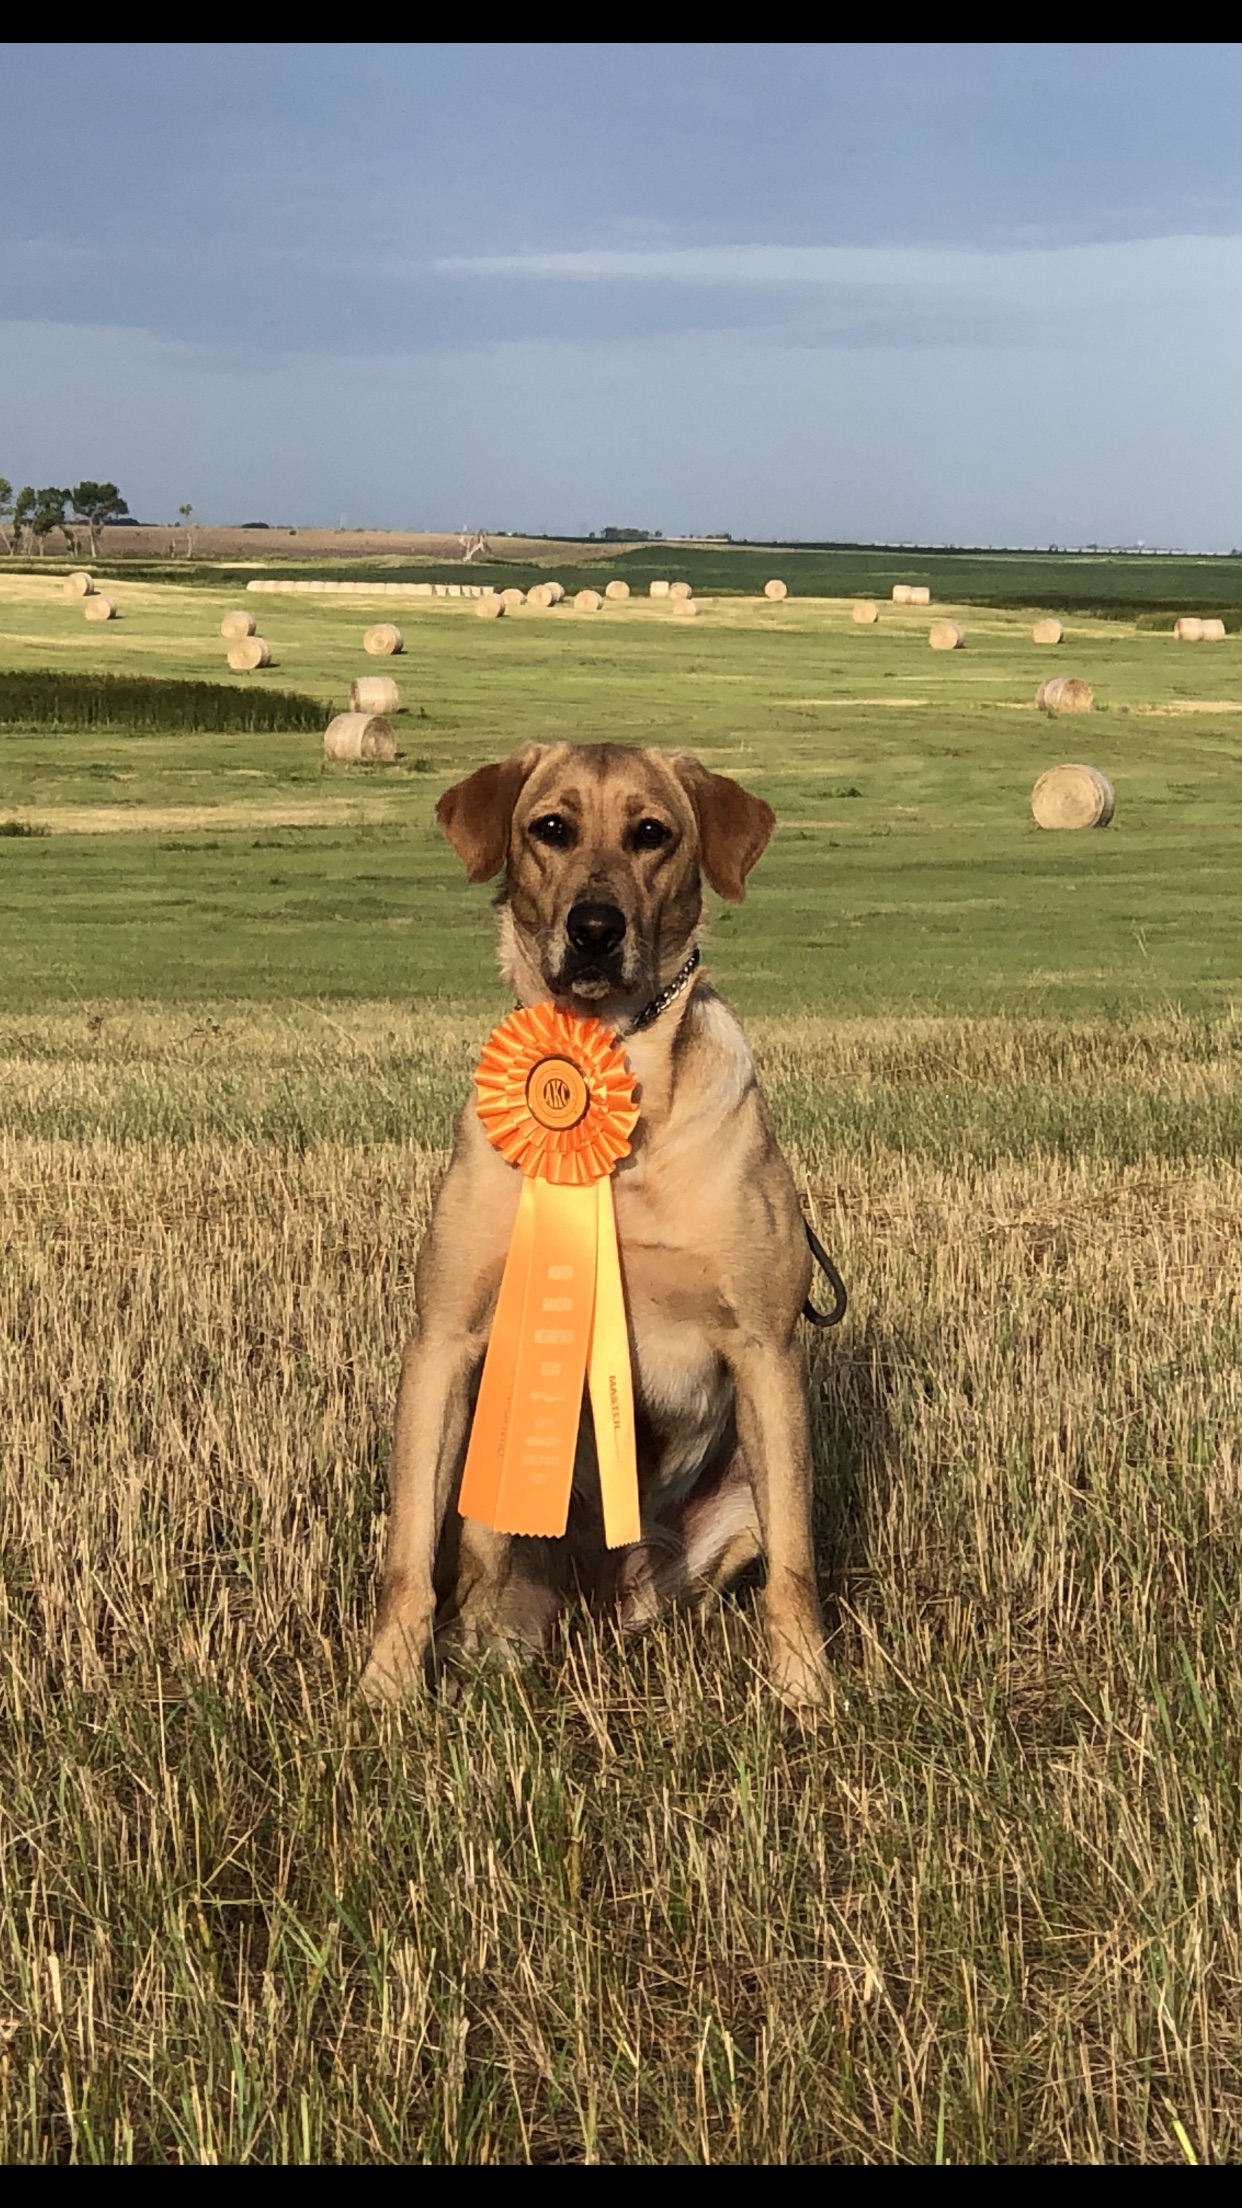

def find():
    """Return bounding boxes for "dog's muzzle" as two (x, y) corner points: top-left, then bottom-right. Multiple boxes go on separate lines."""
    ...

(560, 901), (629, 988)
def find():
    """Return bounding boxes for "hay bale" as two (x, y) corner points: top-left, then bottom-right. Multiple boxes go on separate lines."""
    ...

(65, 571), (95, 598)
(1174, 617), (1205, 642)
(1032, 618), (1064, 645)
(649, 580), (671, 598)
(764, 579), (788, 600)
(323, 712), (397, 763)
(227, 637), (272, 670)
(545, 582), (565, 603)
(573, 589), (603, 612)
(928, 620), (964, 651)
(433, 584), (449, 598)
(526, 585), (552, 610)
(476, 594), (505, 618)
(604, 580), (630, 600)
(672, 598), (699, 618)
(908, 585), (931, 606)
(83, 596), (117, 623)
(363, 623), (404, 657)
(1031, 764), (1114, 831)
(220, 610), (257, 640)
(852, 601), (879, 625)
(1036, 675), (1093, 714)
(892, 584), (913, 604)
(501, 588), (526, 608)
(1201, 618), (1227, 641)
(669, 581), (693, 601)
(349, 676), (400, 714)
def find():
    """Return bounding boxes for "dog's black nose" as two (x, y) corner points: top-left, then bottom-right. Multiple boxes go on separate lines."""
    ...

(566, 901), (627, 956)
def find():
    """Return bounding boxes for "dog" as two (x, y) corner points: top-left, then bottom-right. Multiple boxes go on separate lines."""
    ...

(362, 742), (829, 1707)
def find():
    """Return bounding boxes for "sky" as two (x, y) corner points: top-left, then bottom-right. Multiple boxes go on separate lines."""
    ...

(2, 42), (1241, 547)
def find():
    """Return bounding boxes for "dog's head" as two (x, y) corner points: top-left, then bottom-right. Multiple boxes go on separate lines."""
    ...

(436, 743), (774, 1013)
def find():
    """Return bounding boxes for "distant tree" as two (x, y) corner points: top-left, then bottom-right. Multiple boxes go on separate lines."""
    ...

(69, 481), (130, 558)
(28, 487), (71, 556)
(0, 479), (13, 555)
(178, 502), (196, 557)
(12, 487), (37, 556)
(457, 529), (489, 564)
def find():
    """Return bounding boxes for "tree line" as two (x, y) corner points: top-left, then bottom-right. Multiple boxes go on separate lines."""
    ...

(0, 481), (131, 559)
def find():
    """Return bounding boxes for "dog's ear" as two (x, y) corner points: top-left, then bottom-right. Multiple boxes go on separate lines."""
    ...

(436, 747), (543, 882)
(672, 755), (775, 903)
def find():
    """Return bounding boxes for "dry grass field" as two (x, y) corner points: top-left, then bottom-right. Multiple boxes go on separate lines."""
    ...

(2, 1007), (1239, 2161)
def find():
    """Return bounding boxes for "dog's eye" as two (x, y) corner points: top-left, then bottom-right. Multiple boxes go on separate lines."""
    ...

(529, 814), (576, 850)
(630, 817), (672, 851)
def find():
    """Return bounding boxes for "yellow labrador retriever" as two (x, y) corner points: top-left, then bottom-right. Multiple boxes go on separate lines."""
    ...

(363, 742), (829, 1707)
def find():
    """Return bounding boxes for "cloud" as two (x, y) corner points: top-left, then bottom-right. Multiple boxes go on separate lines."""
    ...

(434, 232), (1242, 312)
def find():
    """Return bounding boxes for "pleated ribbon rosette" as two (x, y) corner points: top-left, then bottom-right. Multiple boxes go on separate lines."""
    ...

(458, 1004), (641, 1547)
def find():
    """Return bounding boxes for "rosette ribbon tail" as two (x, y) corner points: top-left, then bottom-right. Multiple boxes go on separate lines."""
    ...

(458, 1176), (639, 1545)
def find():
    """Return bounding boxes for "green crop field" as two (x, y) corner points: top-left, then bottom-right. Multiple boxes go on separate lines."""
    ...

(2, 570), (1242, 1015)
(2, 564), (1241, 2162)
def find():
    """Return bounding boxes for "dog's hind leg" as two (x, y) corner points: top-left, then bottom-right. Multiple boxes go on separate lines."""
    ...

(436, 1522), (563, 1675)
(616, 1451), (762, 1629)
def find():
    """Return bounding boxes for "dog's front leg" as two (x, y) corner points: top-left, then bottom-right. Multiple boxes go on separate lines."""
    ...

(361, 1325), (481, 1702)
(725, 1338), (829, 1708)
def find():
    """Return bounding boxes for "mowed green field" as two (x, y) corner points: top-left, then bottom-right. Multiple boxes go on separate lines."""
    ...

(2, 571), (1242, 1015)
(3, 569), (1242, 2162)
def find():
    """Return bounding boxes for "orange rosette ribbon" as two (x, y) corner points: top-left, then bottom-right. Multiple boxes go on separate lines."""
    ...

(458, 1005), (642, 1548)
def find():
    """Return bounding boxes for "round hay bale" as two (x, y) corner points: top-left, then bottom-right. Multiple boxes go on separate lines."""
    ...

(928, 620), (964, 651)
(764, 579), (788, 600)
(908, 585), (931, 606)
(1031, 764), (1114, 831)
(65, 571), (95, 598)
(220, 610), (257, 640)
(604, 579), (630, 600)
(892, 584), (913, 604)
(323, 712), (397, 763)
(649, 580), (671, 598)
(476, 594), (505, 618)
(545, 582), (565, 604)
(83, 595), (117, 623)
(573, 589), (603, 612)
(227, 637), (271, 670)
(669, 581), (693, 601)
(1032, 618), (1064, 645)
(501, 588), (525, 608)
(672, 597), (699, 618)
(349, 676), (400, 714)
(1174, 616), (1204, 642)
(526, 584), (552, 610)
(1036, 675), (1093, 714)
(446, 584), (462, 598)
(852, 601), (879, 625)
(433, 584), (449, 598)
(1201, 617), (1227, 641)
(363, 623), (404, 656)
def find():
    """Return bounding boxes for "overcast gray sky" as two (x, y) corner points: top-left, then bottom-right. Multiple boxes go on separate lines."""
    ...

(3, 43), (1241, 545)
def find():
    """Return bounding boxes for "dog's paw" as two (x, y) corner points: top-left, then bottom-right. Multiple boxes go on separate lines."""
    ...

(769, 1637), (830, 1717)
(359, 1626), (429, 1707)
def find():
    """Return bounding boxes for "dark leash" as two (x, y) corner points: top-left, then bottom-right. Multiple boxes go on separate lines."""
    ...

(802, 1221), (848, 1328)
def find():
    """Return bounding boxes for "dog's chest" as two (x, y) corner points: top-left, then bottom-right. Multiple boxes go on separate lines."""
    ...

(617, 1230), (735, 1483)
